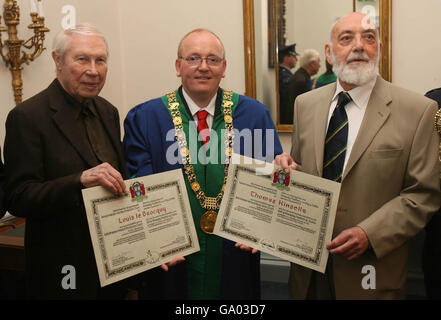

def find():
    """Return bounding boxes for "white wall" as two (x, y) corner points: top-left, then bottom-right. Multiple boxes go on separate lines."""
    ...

(117, 0), (245, 118)
(2, 0), (441, 156)
(392, 0), (441, 94)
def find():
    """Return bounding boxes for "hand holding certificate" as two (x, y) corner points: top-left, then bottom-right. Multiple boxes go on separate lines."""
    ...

(214, 155), (341, 273)
(82, 169), (199, 287)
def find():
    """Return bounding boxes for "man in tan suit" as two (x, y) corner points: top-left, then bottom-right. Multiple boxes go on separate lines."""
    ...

(289, 12), (440, 299)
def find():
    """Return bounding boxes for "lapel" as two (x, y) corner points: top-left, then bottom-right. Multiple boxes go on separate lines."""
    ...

(313, 83), (337, 176)
(342, 76), (392, 180)
(48, 80), (99, 168)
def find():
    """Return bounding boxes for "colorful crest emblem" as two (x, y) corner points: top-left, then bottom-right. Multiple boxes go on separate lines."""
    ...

(272, 169), (290, 190)
(130, 181), (146, 201)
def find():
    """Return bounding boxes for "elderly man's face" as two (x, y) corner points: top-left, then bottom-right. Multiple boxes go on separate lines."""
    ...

(310, 57), (321, 76)
(326, 13), (380, 88)
(54, 34), (108, 103)
(175, 31), (226, 103)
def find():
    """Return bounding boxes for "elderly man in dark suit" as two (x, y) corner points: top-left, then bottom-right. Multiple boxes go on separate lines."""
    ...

(281, 49), (321, 124)
(4, 23), (127, 299)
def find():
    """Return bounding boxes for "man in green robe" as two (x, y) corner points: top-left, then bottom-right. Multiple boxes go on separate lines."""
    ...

(123, 29), (296, 299)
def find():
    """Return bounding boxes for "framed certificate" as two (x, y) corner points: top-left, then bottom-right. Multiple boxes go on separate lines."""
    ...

(82, 169), (199, 287)
(214, 155), (341, 273)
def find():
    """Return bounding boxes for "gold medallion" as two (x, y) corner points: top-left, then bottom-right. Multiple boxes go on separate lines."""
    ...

(200, 210), (218, 234)
(191, 182), (200, 192)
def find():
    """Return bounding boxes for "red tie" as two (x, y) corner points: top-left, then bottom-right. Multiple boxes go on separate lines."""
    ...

(197, 110), (210, 146)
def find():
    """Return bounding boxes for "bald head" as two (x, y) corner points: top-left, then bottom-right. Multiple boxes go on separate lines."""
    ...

(330, 12), (379, 44)
(177, 28), (225, 59)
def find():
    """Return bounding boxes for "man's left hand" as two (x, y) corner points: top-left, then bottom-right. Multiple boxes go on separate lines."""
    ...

(327, 227), (370, 260)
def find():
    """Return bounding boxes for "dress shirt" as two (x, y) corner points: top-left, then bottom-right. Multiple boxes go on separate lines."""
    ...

(182, 88), (217, 130)
(327, 77), (377, 172)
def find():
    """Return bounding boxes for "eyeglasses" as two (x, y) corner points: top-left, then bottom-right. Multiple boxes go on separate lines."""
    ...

(180, 55), (224, 67)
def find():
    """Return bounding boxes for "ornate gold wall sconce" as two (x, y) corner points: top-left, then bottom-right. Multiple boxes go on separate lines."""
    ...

(0, 0), (49, 105)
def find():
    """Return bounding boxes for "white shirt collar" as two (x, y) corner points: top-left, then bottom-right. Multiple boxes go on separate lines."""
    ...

(182, 88), (216, 117)
(333, 77), (377, 109)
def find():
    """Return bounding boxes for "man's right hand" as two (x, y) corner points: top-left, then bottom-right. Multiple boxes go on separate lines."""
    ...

(80, 162), (126, 196)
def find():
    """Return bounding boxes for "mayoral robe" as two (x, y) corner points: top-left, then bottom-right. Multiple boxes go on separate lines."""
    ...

(123, 87), (282, 299)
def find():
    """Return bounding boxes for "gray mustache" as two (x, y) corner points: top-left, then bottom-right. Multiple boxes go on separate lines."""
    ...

(346, 53), (370, 63)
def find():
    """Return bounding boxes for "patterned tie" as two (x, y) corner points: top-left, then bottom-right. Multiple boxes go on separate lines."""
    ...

(323, 92), (352, 182)
(197, 110), (210, 146)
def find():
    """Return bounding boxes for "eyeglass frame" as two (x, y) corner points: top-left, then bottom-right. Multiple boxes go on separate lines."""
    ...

(178, 55), (224, 67)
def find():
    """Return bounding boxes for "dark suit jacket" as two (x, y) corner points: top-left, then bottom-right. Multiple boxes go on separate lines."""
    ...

(280, 67), (311, 124)
(4, 79), (127, 299)
(0, 147), (5, 218)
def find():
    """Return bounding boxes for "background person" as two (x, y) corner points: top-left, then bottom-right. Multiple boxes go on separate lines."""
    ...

(280, 48), (321, 124)
(4, 24), (128, 299)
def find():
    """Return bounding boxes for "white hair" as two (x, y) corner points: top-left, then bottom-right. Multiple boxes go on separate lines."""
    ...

(299, 49), (320, 68)
(52, 23), (109, 61)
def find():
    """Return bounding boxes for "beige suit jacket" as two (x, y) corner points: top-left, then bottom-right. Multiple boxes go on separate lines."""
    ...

(289, 76), (441, 299)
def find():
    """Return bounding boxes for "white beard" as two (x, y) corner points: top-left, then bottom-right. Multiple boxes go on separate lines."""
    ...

(331, 50), (379, 86)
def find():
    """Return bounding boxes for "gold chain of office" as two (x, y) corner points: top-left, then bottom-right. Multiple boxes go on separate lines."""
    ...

(166, 90), (235, 234)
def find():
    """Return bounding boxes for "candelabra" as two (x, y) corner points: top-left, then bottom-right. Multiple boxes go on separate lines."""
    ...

(0, 0), (49, 105)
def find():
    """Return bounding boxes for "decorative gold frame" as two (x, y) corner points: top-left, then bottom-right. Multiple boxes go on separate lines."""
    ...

(243, 0), (256, 99)
(242, 0), (392, 132)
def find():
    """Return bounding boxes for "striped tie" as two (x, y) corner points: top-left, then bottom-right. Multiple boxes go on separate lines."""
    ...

(323, 92), (352, 182)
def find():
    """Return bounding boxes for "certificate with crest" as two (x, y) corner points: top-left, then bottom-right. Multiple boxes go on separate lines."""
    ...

(214, 155), (341, 273)
(82, 169), (199, 287)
